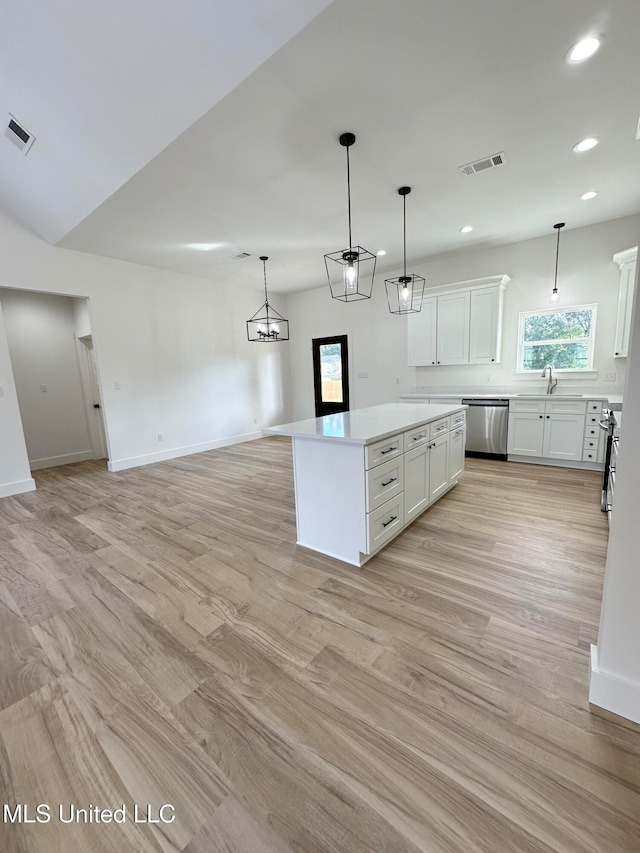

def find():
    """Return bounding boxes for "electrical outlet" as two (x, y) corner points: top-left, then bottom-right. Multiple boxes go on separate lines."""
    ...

(253, 418), (258, 424)
(604, 371), (616, 382)
(396, 378), (400, 385)
(113, 382), (121, 390)
(40, 384), (48, 393)
(485, 374), (491, 384)
(0, 386), (4, 397)
(157, 433), (163, 441)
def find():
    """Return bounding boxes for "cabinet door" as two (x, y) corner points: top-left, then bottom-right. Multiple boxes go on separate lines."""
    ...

(469, 286), (502, 364)
(407, 296), (437, 366)
(542, 414), (585, 461)
(429, 433), (449, 502)
(507, 412), (544, 456)
(404, 443), (429, 523)
(436, 292), (470, 365)
(448, 426), (465, 484)
(614, 260), (637, 358)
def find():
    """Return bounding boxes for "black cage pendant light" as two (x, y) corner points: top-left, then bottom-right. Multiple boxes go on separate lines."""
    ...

(550, 222), (565, 303)
(385, 186), (425, 314)
(324, 132), (376, 302)
(246, 256), (289, 342)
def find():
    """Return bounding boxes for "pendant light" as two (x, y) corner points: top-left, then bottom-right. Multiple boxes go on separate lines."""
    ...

(324, 132), (376, 302)
(246, 256), (289, 342)
(550, 222), (565, 303)
(385, 186), (425, 314)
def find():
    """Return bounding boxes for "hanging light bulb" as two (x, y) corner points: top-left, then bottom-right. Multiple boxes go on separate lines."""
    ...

(385, 187), (425, 314)
(324, 133), (376, 302)
(550, 222), (565, 303)
(246, 256), (289, 342)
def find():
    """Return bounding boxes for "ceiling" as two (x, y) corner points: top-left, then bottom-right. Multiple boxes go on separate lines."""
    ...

(3, 0), (640, 294)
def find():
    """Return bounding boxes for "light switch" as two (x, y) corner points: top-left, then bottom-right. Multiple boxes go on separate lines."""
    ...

(113, 382), (121, 390)
(0, 386), (4, 397)
(358, 371), (369, 379)
(40, 384), (48, 393)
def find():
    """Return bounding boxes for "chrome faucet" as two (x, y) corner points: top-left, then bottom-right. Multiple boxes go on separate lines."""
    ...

(541, 364), (558, 395)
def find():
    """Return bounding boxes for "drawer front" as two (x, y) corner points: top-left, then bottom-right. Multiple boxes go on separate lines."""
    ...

(366, 457), (404, 512)
(583, 447), (599, 462)
(583, 436), (599, 451)
(404, 423), (429, 448)
(449, 411), (466, 431)
(366, 433), (404, 469)
(587, 400), (604, 413)
(584, 424), (599, 439)
(510, 398), (546, 414)
(430, 417), (450, 439)
(366, 493), (405, 554)
(545, 399), (587, 415)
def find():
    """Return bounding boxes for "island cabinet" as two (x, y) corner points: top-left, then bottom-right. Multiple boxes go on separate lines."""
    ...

(263, 403), (466, 567)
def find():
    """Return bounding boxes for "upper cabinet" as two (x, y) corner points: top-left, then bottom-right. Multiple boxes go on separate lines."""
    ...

(408, 275), (509, 367)
(613, 246), (638, 358)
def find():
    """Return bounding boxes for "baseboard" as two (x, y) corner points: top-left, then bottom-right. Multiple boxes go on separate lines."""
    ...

(507, 454), (603, 471)
(0, 477), (37, 498)
(29, 450), (95, 471)
(589, 644), (640, 725)
(107, 431), (262, 472)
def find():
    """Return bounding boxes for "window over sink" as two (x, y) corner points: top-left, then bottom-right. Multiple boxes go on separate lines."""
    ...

(516, 304), (597, 372)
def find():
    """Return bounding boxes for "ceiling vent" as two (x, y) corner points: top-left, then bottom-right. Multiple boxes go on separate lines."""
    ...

(232, 252), (251, 260)
(5, 114), (36, 154)
(459, 151), (506, 176)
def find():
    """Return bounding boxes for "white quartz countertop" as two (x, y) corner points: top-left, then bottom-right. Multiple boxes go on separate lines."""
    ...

(263, 403), (465, 445)
(399, 392), (623, 405)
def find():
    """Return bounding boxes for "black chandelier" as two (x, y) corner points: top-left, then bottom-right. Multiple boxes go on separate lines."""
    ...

(385, 186), (425, 314)
(550, 222), (565, 303)
(324, 132), (376, 302)
(246, 256), (289, 342)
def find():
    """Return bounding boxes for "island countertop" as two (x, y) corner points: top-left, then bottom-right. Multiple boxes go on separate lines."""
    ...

(263, 402), (466, 446)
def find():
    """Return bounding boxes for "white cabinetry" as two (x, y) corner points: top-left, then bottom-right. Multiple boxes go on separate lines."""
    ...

(428, 432), (450, 501)
(613, 246), (637, 358)
(508, 398), (604, 467)
(408, 275), (509, 367)
(469, 286), (503, 364)
(436, 291), (470, 365)
(404, 443), (430, 522)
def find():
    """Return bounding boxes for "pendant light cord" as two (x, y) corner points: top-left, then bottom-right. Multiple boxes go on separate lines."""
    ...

(554, 227), (561, 289)
(263, 258), (269, 305)
(403, 192), (407, 280)
(346, 144), (352, 251)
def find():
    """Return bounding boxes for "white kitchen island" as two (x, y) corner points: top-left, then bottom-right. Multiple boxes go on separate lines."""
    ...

(263, 403), (466, 566)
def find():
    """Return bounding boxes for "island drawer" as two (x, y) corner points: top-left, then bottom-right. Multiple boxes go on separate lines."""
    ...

(430, 417), (450, 439)
(449, 411), (466, 430)
(366, 433), (404, 469)
(366, 493), (405, 553)
(404, 423), (429, 448)
(366, 457), (404, 512)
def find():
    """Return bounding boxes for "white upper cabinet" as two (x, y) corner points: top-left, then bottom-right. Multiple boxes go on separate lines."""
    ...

(436, 291), (470, 364)
(407, 295), (437, 366)
(613, 246), (637, 358)
(469, 285), (503, 364)
(407, 275), (509, 367)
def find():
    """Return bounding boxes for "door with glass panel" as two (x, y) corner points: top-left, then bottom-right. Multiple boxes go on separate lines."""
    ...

(312, 335), (350, 417)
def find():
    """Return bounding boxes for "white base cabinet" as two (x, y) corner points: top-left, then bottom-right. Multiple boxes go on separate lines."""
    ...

(508, 398), (605, 467)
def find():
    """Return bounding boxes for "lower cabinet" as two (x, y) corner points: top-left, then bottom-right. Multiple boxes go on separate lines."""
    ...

(507, 398), (601, 465)
(404, 443), (430, 523)
(429, 432), (449, 501)
(448, 424), (466, 483)
(403, 423), (459, 525)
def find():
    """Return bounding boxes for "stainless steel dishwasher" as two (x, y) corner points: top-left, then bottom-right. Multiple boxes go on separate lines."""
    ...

(461, 398), (509, 458)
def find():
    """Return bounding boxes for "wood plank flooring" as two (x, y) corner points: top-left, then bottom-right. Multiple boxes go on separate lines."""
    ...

(1, 437), (639, 852)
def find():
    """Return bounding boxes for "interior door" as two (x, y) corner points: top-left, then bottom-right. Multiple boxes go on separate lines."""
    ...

(312, 335), (350, 417)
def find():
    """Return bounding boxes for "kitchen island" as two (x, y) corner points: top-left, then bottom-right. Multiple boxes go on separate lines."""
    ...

(263, 403), (466, 566)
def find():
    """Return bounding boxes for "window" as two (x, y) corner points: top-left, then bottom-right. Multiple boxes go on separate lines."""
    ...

(516, 304), (597, 372)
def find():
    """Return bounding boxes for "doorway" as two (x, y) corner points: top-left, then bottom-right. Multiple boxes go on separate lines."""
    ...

(76, 333), (108, 459)
(312, 334), (350, 417)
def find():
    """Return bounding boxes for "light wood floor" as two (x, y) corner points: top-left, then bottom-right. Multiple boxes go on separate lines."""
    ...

(1, 438), (639, 852)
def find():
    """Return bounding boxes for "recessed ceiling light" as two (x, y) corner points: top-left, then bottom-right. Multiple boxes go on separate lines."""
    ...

(566, 35), (602, 64)
(581, 191), (598, 200)
(460, 226), (473, 234)
(572, 137), (599, 153)
(376, 249), (387, 256)
(186, 242), (222, 251)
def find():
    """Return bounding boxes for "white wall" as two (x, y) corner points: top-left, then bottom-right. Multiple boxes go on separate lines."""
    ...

(0, 301), (34, 497)
(0, 290), (93, 469)
(590, 253), (640, 723)
(287, 215), (640, 419)
(0, 208), (291, 492)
